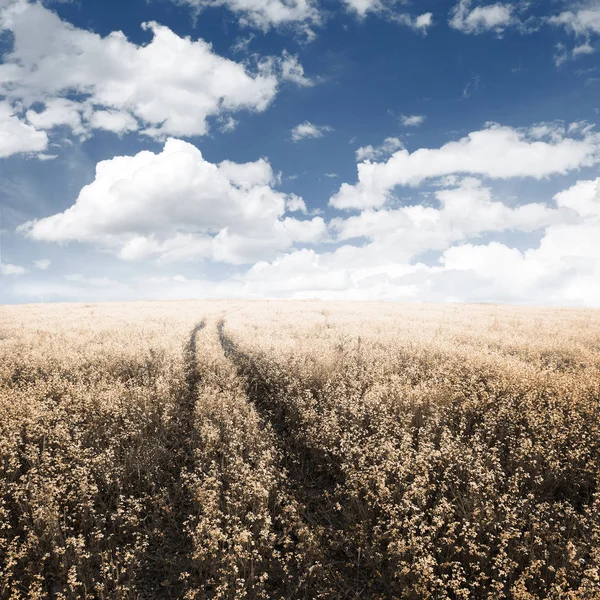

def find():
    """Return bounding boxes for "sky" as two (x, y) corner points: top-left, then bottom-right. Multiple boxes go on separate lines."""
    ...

(0, 0), (599, 305)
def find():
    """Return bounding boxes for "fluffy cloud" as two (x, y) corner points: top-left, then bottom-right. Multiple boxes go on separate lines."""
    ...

(25, 99), (85, 136)
(196, 0), (323, 41)
(549, 4), (600, 37)
(355, 137), (403, 161)
(450, 0), (517, 35)
(391, 11), (433, 31)
(330, 177), (564, 260)
(177, 0), (431, 35)
(0, 262), (27, 276)
(330, 123), (600, 209)
(0, 1), (306, 139)
(549, 3), (600, 62)
(0, 101), (48, 158)
(290, 121), (333, 141)
(19, 139), (327, 264)
(33, 259), (51, 270)
(176, 0), (320, 37)
(340, 0), (432, 29)
(400, 114), (426, 127)
(13, 177), (600, 305)
(279, 51), (315, 87)
(434, 178), (600, 304)
(223, 177), (600, 304)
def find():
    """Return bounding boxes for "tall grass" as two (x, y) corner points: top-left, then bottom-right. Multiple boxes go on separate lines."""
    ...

(1, 301), (599, 598)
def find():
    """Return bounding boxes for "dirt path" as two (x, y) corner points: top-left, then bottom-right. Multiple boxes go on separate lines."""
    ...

(217, 317), (362, 599)
(139, 319), (205, 598)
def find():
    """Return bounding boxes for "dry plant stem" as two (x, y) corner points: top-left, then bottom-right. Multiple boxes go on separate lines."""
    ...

(218, 318), (357, 597)
(1, 301), (600, 599)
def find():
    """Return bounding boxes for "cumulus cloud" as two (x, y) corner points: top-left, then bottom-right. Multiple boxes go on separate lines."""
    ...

(391, 11), (434, 32)
(219, 177), (600, 305)
(176, 0), (321, 39)
(330, 123), (600, 209)
(19, 139), (327, 264)
(25, 99), (85, 137)
(14, 176), (600, 305)
(88, 110), (139, 135)
(176, 0), (432, 36)
(549, 3), (600, 62)
(433, 178), (600, 304)
(450, 0), (517, 35)
(355, 137), (403, 161)
(330, 177), (564, 259)
(278, 51), (315, 87)
(0, 262), (27, 276)
(0, 1), (307, 139)
(400, 114), (426, 127)
(0, 101), (48, 158)
(33, 259), (51, 270)
(290, 121), (333, 141)
(549, 4), (600, 37)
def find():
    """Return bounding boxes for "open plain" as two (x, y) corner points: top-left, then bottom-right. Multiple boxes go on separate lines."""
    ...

(1, 301), (600, 599)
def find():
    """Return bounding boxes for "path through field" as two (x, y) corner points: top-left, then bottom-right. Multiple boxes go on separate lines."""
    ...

(176, 314), (332, 597)
(217, 316), (368, 598)
(140, 319), (205, 597)
(3, 301), (600, 599)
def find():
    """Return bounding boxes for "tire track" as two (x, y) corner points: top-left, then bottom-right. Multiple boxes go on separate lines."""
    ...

(216, 318), (360, 598)
(139, 319), (205, 599)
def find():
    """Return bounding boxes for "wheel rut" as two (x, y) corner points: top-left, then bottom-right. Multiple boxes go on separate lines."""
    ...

(139, 319), (205, 598)
(216, 318), (360, 598)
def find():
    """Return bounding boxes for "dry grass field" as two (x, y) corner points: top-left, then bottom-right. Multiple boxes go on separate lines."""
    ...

(1, 300), (600, 599)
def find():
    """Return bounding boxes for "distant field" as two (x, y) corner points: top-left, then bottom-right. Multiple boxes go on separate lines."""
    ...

(1, 301), (600, 599)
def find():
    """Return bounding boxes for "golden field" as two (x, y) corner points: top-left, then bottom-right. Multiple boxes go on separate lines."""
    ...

(1, 301), (600, 599)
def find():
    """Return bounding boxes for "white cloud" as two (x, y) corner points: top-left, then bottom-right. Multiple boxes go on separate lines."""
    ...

(175, 0), (321, 39)
(33, 258), (51, 270)
(290, 121), (333, 141)
(330, 177), (564, 259)
(176, 0), (432, 35)
(0, 101), (48, 158)
(13, 177), (600, 306)
(340, 0), (432, 31)
(88, 110), (139, 135)
(25, 99), (85, 136)
(286, 195), (308, 212)
(279, 51), (314, 87)
(436, 180), (600, 304)
(330, 123), (600, 209)
(19, 138), (327, 264)
(450, 0), (516, 35)
(392, 12), (434, 32)
(554, 176), (600, 216)
(0, 262), (26, 276)
(549, 5), (600, 37)
(0, 1), (304, 139)
(400, 114), (426, 127)
(414, 13), (433, 30)
(355, 136), (403, 161)
(549, 4), (600, 62)
(222, 177), (600, 305)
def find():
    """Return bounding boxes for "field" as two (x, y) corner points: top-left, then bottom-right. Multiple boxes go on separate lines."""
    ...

(1, 301), (600, 599)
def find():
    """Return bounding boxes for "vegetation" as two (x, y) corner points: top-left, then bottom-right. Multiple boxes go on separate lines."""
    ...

(1, 301), (600, 598)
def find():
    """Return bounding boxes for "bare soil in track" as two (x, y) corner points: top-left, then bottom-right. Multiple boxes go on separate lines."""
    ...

(217, 317), (367, 599)
(139, 320), (205, 599)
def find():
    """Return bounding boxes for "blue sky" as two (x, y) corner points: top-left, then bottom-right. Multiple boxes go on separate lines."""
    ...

(1, 0), (600, 304)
